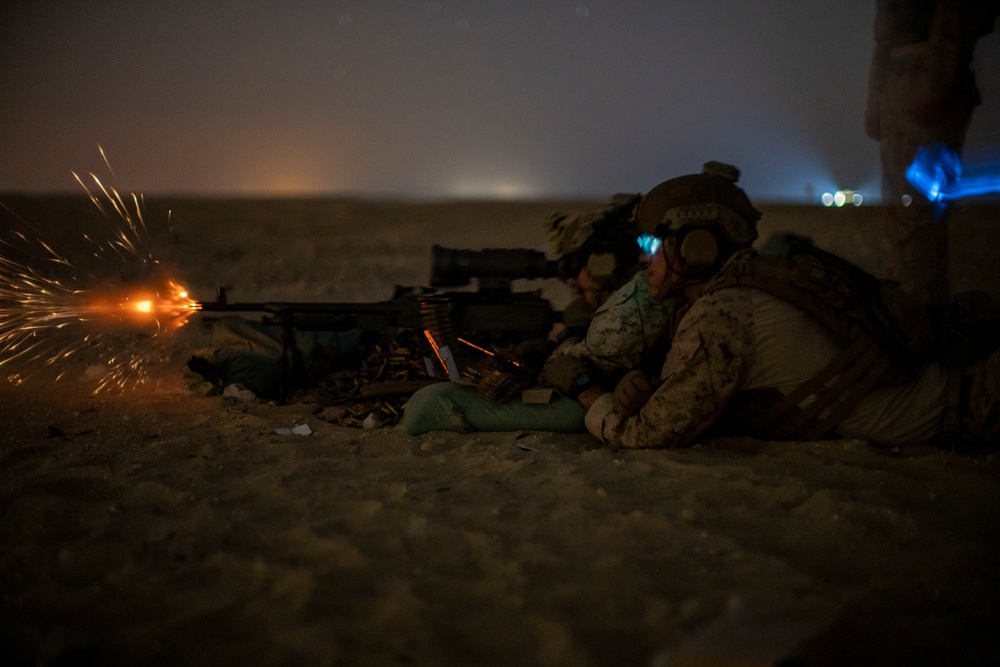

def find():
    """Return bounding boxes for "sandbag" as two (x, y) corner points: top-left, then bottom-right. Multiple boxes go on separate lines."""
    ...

(400, 382), (587, 435)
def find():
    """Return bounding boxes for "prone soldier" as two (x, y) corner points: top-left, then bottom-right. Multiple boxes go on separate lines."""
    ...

(400, 194), (653, 434)
(549, 162), (1000, 451)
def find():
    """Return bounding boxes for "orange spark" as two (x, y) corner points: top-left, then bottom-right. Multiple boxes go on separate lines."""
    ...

(1, 148), (196, 392)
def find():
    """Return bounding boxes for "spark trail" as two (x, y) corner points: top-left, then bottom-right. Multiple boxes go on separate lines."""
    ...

(1, 153), (196, 392)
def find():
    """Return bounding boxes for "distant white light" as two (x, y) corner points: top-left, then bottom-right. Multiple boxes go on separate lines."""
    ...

(825, 189), (863, 207)
(576, 6), (590, 17)
(446, 179), (535, 199)
(483, 182), (530, 199)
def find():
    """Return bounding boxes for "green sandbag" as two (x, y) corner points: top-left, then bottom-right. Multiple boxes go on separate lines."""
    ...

(401, 382), (587, 435)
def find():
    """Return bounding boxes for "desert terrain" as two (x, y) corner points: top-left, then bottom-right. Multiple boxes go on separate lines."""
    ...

(2, 194), (999, 666)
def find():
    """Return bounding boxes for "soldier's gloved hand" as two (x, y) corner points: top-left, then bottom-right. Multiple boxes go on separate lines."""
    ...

(612, 370), (657, 416)
(540, 354), (593, 397)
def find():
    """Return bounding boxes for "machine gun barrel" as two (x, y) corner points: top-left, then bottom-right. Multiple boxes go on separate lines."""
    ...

(196, 291), (410, 332)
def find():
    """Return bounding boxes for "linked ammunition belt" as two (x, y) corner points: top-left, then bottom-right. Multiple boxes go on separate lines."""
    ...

(311, 297), (537, 426)
(313, 331), (438, 427)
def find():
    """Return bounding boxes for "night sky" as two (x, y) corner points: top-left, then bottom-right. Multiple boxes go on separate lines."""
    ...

(2, 1), (998, 202)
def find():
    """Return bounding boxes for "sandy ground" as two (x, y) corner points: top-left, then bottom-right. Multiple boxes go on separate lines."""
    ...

(2, 195), (1000, 666)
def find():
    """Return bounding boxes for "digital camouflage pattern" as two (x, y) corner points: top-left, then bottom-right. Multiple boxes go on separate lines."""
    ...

(551, 272), (673, 377)
(585, 287), (754, 449)
(584, 280), (1000, 451)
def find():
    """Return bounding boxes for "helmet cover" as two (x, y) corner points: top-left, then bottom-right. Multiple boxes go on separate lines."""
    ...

(633, 162), (761, 248)
(547, 193), (641, 258)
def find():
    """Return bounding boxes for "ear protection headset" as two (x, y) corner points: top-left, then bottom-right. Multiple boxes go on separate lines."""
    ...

(579, 217), (642, 285)
(585, 252), (619, 281)
(677, 227), (720, 273)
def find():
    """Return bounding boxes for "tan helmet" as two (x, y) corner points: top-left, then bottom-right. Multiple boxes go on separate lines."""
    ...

(633, 161), (761, 276)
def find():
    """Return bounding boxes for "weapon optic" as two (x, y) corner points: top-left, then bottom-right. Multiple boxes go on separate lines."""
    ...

(430, 244), (568, 290)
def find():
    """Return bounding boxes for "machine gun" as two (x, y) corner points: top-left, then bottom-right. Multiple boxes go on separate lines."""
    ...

(194, 245), (568, 402)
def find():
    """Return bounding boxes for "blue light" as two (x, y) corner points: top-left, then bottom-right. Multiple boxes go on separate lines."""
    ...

(637, 233), (662, 256)
(906, 143), (959, 202)
(953, 163), (1000, 199)
(906, 142), (1000, 202)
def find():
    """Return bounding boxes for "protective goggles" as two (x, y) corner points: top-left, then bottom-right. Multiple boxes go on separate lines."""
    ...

(636, 233), (662, 256)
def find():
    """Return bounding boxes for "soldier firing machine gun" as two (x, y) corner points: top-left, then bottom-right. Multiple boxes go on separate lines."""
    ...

(195, 245), (572, 403)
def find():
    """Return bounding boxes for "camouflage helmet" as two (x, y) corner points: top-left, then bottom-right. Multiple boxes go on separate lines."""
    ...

(547, 193), (641, 258)
(546, 193), (642, 283)
(633, 161), (761, 248)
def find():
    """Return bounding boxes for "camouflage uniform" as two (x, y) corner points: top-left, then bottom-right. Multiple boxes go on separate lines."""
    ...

(866, 0), (998, 305)
(550, 272), (674, 378)
(585, 283), (757, 449)
(585, 254), (1000, 450)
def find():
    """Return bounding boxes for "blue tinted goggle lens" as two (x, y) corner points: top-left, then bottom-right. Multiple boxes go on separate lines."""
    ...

(637, 233), (662, 256)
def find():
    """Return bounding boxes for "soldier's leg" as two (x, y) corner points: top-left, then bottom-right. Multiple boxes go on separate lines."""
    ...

(877, 95), (955, 307)
(963, 346), (1000, 450)
(879, 180), (951, 307)
(875, 41), (978, 306)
